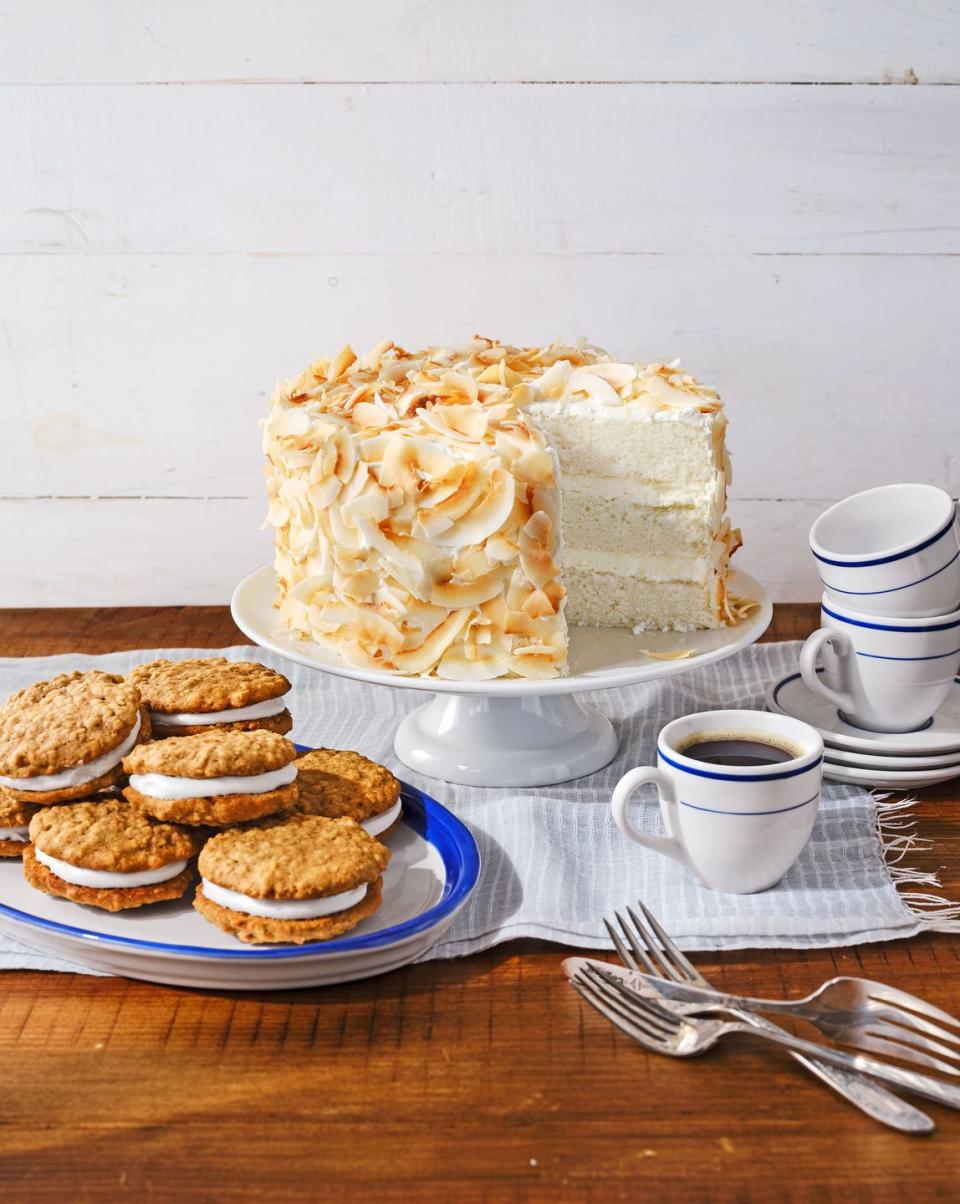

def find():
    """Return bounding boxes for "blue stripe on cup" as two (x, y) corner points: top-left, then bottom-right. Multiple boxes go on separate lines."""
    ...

(679, 792), (820, 817)
(855, 647), (960, 662)
(657, 746), (822, 782)
(812, 513), (957, 569)
(821, 602), (960, 634)
(821, 547), (960, 597)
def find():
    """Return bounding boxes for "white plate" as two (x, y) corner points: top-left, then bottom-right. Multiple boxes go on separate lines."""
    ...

(0, 780), (480, 991)
(767, 672), (960, 756)
(823, 759), (960, 790)
(232, 564), (771, 787)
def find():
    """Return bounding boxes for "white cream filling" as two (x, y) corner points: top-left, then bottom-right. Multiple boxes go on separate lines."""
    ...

(128, 761), (297, 801)
(35, 847), (188, 889)
(152, 696), (287, 727)
(0, 714), (142, 793)
(560, 472), (719, 510)
(361, 798), (403, 837)
(0, 826), (30, 843)
(565, 547), (710, 583)
(202, 878), (368, 919)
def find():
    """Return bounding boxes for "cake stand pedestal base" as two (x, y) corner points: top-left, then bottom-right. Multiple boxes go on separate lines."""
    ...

(394, 692), (618, 788)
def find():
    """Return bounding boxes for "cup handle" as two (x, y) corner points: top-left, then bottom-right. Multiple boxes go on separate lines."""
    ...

(799, 628), (858, 715)
(611, 767), (689, 870)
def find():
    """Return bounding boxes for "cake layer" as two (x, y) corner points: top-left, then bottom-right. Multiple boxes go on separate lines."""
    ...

(563, 568), (724, 632)
(525, 404), (725, 487)
(560, 476), (720, 559)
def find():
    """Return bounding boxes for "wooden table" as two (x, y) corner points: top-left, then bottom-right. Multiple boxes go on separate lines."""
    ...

(2, 605), (959, 1203)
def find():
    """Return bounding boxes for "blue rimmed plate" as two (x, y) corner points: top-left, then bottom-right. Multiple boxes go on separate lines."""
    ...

(0, 773), (480, 990)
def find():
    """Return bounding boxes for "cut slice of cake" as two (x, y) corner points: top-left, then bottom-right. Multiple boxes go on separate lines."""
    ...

(525, 359), (739, 632)
(263, 338), (741, 680)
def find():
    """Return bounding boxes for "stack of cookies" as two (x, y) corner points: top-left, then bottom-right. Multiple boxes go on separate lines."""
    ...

(1, 656), (405, 945)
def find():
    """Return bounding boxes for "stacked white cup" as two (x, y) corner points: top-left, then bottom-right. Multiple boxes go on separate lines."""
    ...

(802, 484), (960, 736)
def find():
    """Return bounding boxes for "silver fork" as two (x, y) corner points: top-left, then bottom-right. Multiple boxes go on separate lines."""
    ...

(608, 902), (960, 1077)
(568, 963), (960, 1114)
(602, 903), (936, 1134)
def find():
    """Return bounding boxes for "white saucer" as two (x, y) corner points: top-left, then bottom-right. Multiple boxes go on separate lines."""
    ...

(823, 759), (960, 790)
(766, 672), (960, 756)
(823, 745), (960, 770)
(0, 779), (480, 991)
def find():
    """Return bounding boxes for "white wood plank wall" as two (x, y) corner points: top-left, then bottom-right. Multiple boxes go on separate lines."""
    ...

(2, 1), (959, 606)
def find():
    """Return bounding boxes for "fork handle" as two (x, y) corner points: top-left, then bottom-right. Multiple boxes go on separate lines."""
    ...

(632, 977), (827, 1025)
(725, 1019), (960, 1111)
(725, 1009), (934, 1133)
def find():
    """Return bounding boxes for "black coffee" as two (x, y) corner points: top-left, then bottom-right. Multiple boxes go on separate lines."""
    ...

(679, 734), (801, 768)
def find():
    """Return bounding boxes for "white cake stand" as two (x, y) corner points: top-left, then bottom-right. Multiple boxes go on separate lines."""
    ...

(231, 566), (771, 788)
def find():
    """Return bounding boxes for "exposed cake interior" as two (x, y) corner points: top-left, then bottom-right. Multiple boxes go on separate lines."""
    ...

(263, 338), (741, 680)
(527, 396), (737, 632)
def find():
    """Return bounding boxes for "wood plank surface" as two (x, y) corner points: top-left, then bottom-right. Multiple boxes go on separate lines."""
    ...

(5, 2), (958, 612)
(5, 84), (958, 256)
(3, 0), (958, 84)
(2, 248), (958, 605)
(1, 603), (960, 1202)
(4, 254), (957, 504)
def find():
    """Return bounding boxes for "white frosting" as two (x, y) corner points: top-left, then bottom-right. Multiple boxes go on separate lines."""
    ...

(361, 798), (403, 837)
(0, 713), (142, 793)
(202, 878), (368, 919)
(0, 826), (29, 843)
(35, 847), (188, 889)
(152, 696), (287, 727)
(128, 761), (297, 801)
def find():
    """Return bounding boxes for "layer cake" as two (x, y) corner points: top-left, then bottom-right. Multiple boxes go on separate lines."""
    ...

(263, 338), (741, 680)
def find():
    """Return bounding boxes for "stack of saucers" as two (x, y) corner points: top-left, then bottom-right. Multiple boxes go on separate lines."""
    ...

(768, 484), (960, 790)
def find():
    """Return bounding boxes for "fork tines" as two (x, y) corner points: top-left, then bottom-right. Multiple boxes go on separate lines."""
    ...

(577, 963), (684, 1038)
(605, 901), (702, 985)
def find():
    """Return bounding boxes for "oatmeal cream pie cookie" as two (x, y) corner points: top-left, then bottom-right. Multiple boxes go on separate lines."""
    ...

(0, 790), (39, 857)
(0, 671), (148, 804)
(194, 814), (389, 944)
(123, 729), (298, 827)
(293, 748), (402, 838)
(128, 658), (292, 738)
(23, 799), (198, 911)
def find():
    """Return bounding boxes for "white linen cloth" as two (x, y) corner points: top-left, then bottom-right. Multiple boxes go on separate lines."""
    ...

(0, 643), (931, 975)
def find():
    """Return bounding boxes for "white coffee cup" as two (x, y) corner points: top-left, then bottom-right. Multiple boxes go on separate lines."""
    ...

(809, 483), (960, 618)
(800, 593), (960, 733)
(610, 710), (823, 894)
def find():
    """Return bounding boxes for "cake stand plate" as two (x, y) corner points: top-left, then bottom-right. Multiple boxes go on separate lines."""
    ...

(231, 566), (771, 787)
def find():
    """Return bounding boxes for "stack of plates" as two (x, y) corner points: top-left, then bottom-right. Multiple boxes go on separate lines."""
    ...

(766, 672), (960, 790)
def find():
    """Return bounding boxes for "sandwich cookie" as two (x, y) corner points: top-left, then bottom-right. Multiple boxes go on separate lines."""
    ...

(128, 658), (292, 738)
(0, 671), (148, 804)
(194, 814), (390, 944)
(23, 799), (198, 911)
(123, 729), (298, 827)
(293, 748), (403, 838)
(0, 790), (39, 857)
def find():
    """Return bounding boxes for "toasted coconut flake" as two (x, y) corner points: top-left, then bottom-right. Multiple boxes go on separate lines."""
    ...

(328, 345), (357, 381)
(565, 368), (621, 406)
(431, 571), (505, 609)
(352, 400), (392, 429)
(637, 647), (698, 661)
